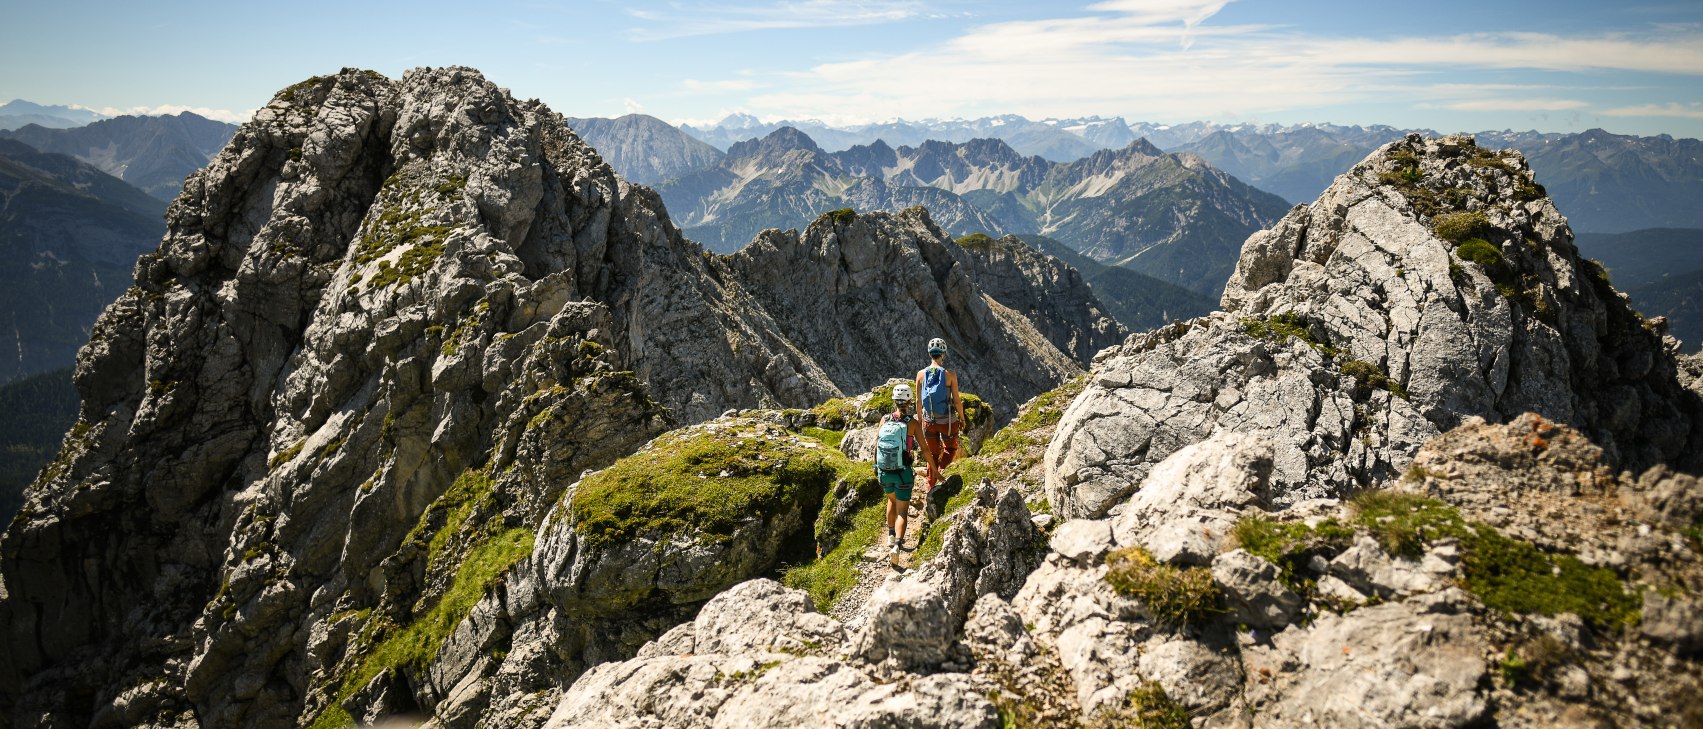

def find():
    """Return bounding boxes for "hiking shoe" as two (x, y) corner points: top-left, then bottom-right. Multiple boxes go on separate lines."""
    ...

(890, 540), (902, 555)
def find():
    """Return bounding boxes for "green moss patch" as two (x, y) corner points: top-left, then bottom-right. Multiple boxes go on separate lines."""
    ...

(980, 375), (1087, 457)
(1350, 491), (1471, 558)
(1242, 312), (1339, 358)
(799, 426), (845, 449)
(1232, 514), (1355, 593)
(336, 526), (533, 702)
(955, 233), (994, 249)
(354, 200), (454, 290)
(1339, 359), (1409, 400)
(914, 485), (978, 564)
(568, 422), (848, 548)
(820, 208), (856, 225)
(1104, 547), (1222, 626)
(1433, 211), (1490, 243)
(1351, 490), (1640, 631)
(403, 469), (496, 573)
(268, 439), (306, 472)
(1462, 529), (1640, 631)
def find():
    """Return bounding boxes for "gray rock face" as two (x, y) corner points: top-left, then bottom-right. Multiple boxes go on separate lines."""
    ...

(1048, 133), (1703, 518)
(548, 483), (1040, 728)
(728, 210), (1119, 413)
(1212, 549), (1301, 630)
(0, 66), (1115, 729)
(1243, 594), (1489, 728)
(1108, 430), (1273, 560)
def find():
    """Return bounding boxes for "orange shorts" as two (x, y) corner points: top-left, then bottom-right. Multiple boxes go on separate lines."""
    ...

(923, 421), (958, 468)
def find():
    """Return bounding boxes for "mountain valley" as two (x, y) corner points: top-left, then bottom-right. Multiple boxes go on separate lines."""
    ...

(0, 67), (1701, 729)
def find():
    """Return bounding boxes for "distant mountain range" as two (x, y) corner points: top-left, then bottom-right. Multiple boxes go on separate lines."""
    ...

(0, 99), (105, 131)
(652, 126), (1289, 296)
(676, 114), (1702, 234)
(0, 112), (237, 200)
(0, 138), (165, 383)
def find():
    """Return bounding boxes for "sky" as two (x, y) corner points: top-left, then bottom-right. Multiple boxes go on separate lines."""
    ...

(2, 0), (1701, 137)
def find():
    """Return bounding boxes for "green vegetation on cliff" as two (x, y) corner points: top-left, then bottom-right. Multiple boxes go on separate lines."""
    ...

(569, 420), (857, 547)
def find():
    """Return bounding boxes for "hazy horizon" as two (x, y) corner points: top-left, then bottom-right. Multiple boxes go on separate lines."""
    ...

(3, 0), (1700, 138)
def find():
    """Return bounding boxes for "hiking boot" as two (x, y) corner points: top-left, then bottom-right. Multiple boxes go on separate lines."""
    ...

(890, 539), (902, 555)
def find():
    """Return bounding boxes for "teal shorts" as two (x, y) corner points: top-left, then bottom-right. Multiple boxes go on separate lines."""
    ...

(878, 467), (914, 502)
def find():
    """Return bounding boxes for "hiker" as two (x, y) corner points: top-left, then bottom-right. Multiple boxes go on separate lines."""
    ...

(876, 383), (925, 554)
(915, 337), (964, 494)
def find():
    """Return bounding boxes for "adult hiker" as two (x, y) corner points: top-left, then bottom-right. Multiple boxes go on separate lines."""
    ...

(876, 383), (925, 555)
(915, 337), (964, 495)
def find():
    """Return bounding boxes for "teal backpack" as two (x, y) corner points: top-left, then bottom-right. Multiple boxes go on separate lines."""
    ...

(875, 414), (909, 473)
(921, 366), (952, 421)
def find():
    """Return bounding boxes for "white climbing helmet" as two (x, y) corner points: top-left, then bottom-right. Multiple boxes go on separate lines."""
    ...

(927, 337), (948, 356)
(893, 383), (914, 403)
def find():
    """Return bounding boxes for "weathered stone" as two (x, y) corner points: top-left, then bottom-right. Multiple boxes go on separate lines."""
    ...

(1049, 518), (1114, 564)
(1246, 599), (1490, 728)
(1107, 431), (1274, 563)
(1212, 549), (1301, 629)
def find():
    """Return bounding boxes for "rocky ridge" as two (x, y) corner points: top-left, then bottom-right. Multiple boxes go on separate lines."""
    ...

(536, 135), (1703, 728)
(1047, 133), (1703, 519)
(0, 67), (1117, 729)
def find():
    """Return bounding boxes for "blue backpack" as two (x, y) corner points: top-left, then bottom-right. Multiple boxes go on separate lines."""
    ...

(875, 414), (909, 473)
(921, 366), (952, 421)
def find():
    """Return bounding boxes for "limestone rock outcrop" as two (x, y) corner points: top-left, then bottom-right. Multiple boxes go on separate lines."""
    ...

(1048, 133), (1703, 518)
(547, 482), (1040, 728)
(0, 67), (1114, 729)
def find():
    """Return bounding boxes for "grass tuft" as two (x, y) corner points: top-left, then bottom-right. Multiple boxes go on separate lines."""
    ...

(1104, 547), (1222, 626)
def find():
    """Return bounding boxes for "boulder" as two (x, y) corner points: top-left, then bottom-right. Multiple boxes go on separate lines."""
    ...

(1108, 431), (1274, 564)
(1211, 549), (1302, 630)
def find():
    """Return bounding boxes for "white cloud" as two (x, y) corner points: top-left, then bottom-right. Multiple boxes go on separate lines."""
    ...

(1441, 98), (1589, 112)
(626, 0), (925, 41)
(734, 3), (1703, 125)
(683, 79), (761, 93)
(1602, 102), (1703, 119)
(97, 104), (251, 124)
(623, 97), (645, 114)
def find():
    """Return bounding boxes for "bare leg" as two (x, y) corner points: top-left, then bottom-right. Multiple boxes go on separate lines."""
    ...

(894, 500), (908, 544)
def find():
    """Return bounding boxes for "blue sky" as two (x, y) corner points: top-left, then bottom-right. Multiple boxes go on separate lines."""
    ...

(3, 0), (1701, 137)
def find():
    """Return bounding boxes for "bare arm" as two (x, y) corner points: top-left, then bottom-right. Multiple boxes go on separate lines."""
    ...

(948, 371), (964, 427)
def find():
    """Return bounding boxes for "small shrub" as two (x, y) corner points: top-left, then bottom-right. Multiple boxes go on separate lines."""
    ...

(1500, 635), (1573, 689)
(1433, 211), (1489, 243)
(955, 233), (995, 248)
(1089, 681), (1191, 729)
(821, 208), (856, 225)
(1104, 547), (1222, 626)
(1339, 359), (1408, 400)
